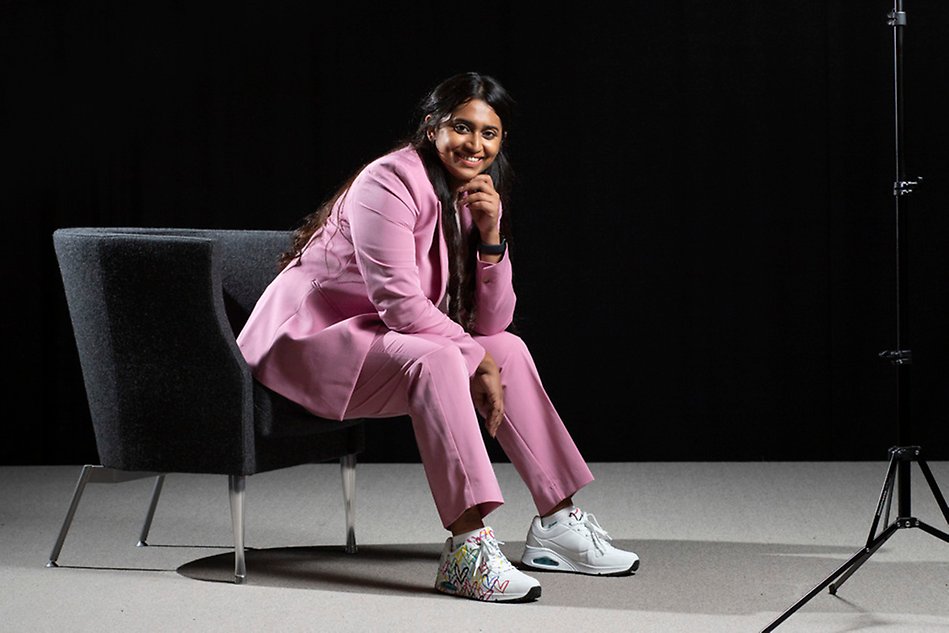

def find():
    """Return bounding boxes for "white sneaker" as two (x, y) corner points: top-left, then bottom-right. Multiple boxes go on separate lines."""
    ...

(435, 526), (541, 602)
(521, 508), (640, 576)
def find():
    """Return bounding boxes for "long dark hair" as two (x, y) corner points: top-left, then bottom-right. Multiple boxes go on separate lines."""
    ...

(279, 71), (516, 330)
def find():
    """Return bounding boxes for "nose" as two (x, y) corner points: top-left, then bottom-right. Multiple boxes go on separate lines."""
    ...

(464, 134), (482, 154)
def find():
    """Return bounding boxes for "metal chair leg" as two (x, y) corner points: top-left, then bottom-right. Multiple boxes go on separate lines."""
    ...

(229, 475), (246, 584)
(341, 453), (357, 554)
(47, 465), (96, 567)
(137, 474), (166, 547)
(47, 465), (163, 567)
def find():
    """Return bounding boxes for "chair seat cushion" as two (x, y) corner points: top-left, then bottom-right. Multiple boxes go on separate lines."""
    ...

(254, 381), (363, 438)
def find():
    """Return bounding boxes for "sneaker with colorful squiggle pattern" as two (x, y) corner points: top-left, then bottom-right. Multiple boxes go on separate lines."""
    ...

(434, 526), (541, 602)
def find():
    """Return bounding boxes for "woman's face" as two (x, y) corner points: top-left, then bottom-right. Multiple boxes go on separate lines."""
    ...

(429, 98), (503, 188)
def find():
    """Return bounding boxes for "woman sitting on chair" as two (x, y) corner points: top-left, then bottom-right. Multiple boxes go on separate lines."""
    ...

(237, 71), (639, 603)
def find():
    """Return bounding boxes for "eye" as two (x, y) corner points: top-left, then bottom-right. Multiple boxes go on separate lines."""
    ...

(453, 123), (471, 133)
(482, 130), (498, 140)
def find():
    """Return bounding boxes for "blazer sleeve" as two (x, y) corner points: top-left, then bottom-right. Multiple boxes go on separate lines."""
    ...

(348, 161), (486, 376)
(459, 196), (517, 336)
(470, 253), (516, 335)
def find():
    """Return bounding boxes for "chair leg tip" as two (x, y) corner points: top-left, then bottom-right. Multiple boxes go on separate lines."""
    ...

(46, 561), (59, 568)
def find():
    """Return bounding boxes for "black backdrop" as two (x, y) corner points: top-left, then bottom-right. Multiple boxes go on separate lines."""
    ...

(4, 1), (949, 465)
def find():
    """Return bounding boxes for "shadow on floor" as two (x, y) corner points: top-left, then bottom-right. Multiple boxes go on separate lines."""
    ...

(176, 539), (949, 616)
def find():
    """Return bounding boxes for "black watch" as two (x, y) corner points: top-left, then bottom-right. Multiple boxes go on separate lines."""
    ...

(477, 238), (507, 256)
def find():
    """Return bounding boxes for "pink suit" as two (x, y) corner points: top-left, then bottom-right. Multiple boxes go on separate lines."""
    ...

(237, 145), (593, 527)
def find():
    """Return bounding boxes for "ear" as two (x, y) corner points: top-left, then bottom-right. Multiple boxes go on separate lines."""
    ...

(424, 114), (435, 142)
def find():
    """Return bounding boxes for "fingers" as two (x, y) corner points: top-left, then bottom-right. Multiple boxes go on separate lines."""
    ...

(457, 190), (499, 212)
(472, 390), (502, 437)
(456, 178), (499, 208)
(457, 177), (500, 237)
(456, 174), (496, 195)
(482, 395), (504, 438)
(488, 413), (504, 438)
(482, 406), (503, 438)
(472, 354), (505, 437)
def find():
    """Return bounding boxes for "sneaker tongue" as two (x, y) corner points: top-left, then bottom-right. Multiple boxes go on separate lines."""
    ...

(473, 527), (495, 543)
(452, 526), (493, 549)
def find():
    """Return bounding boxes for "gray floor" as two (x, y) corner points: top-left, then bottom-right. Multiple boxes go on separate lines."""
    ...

(2, 461), (948, 632)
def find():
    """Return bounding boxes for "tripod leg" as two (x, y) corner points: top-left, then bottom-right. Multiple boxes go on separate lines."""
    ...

(864, 452), (899, 546)
(916, 460), (949, 525)
(760, 525), (896, 633)
(831, 455), (905, 595)
(916, 520), (949, 543)
(829, 522), (898, 594)
(882, 479), (893, 529)
(761, 456), (904, 632)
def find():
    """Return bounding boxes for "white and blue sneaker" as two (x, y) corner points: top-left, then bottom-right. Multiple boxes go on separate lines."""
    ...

(521, 507), (640, 576)
(435, 526), (541, 602)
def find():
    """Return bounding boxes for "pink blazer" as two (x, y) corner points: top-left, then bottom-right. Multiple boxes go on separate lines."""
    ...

(236, 145), (516, 420)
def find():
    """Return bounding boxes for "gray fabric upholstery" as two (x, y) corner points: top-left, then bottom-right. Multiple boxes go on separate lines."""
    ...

(52, 227), (365, 476)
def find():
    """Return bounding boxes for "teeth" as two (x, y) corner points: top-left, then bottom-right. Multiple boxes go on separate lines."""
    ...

(461, 155), (481, 163)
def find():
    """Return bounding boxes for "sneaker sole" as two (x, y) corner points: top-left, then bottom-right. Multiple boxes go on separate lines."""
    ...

(521, 545), (640, 576)
(436, 582), (542, 603)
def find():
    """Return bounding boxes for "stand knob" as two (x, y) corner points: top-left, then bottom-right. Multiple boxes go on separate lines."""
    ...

(893, 176), (922, 196)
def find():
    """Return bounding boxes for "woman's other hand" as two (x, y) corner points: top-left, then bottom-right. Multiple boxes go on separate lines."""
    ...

(471, 351), (504, 437)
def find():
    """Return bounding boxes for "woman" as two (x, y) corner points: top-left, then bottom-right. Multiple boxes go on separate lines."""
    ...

(237, 71), (639, 603)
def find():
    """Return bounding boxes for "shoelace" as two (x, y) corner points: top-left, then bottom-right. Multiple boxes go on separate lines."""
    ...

(574, 512), (613, 555)
(473, 534), (514, 573)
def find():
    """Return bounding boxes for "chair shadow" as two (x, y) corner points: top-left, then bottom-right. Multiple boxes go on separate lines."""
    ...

(177, 543), (443, 596)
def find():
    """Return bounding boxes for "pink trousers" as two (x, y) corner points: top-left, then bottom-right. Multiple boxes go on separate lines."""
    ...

(343, 329), (594, 528)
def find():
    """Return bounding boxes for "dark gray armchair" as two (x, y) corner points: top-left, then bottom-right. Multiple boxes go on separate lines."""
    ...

(50, 227), (367, 583)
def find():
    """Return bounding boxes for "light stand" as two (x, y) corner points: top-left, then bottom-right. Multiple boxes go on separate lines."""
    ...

(760, 2), (949, 630)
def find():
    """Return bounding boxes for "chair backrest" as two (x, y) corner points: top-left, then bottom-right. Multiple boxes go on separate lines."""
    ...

(52, 227), (291, 474)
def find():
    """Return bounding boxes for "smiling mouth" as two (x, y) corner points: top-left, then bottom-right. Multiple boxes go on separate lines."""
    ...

(458, 153), (483, 165)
